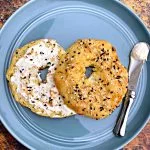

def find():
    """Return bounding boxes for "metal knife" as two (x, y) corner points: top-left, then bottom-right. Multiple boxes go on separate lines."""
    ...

(113, 42), (149, 136)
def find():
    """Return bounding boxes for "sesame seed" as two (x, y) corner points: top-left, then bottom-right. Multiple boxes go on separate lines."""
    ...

(49, 97), (53, 101)
(27, 86), (32, 89)
(40, 52), (44, 54)
(79, 94), (82, 97)
(100, 107), (104, 111)
(100, 52), (105, 57)
(112, 47), (115, 51)
(116, 76), (121, 79)
(101, 48), (105, 52)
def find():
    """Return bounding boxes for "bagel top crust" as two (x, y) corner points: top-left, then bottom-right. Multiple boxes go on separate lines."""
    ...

(6, 39), (75, 118)
(54, 39), (128, 119)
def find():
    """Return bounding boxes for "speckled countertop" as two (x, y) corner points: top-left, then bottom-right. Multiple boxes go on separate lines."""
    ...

(0, 0), (150, 150)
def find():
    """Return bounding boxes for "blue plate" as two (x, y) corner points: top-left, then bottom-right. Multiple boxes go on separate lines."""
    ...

(0, 0), (150, 149)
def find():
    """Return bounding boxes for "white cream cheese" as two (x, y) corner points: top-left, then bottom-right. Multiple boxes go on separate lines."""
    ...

(11, 39), (75, 117)
(132, 42), (149, 60)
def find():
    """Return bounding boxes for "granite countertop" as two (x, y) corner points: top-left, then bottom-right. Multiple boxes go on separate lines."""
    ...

(0, 0), (149, 149)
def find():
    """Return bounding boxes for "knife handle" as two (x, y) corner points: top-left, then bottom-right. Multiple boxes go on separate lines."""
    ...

(113, 90), (135, 136)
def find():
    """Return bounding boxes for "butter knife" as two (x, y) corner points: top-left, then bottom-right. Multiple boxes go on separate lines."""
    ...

(113, 42), (149, 136)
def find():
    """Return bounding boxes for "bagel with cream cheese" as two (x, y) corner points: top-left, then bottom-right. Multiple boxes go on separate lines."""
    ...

(6, 39), (75, 118)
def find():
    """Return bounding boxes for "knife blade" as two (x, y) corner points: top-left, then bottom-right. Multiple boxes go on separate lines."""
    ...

(128, 57), (144, 91)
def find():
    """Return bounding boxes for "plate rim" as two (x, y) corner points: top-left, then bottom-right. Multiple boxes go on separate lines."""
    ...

(0, 0), (149, 149)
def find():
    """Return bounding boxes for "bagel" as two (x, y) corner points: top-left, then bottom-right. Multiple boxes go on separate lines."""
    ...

(6, 39), (75, 118)
(54, 39), (128, 119)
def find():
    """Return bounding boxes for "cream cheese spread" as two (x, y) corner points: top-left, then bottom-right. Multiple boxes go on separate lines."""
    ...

(11, 39), (75, 117)
(132, 42), (149, 60)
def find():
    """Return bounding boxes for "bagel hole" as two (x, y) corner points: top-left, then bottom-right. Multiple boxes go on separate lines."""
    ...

(85, 66), (94, 78)
(39, 67), (49, 82)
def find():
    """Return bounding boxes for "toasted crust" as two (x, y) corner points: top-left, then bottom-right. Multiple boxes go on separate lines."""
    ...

(6, 39), (75, 118)
(54, 39), (128, 119)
